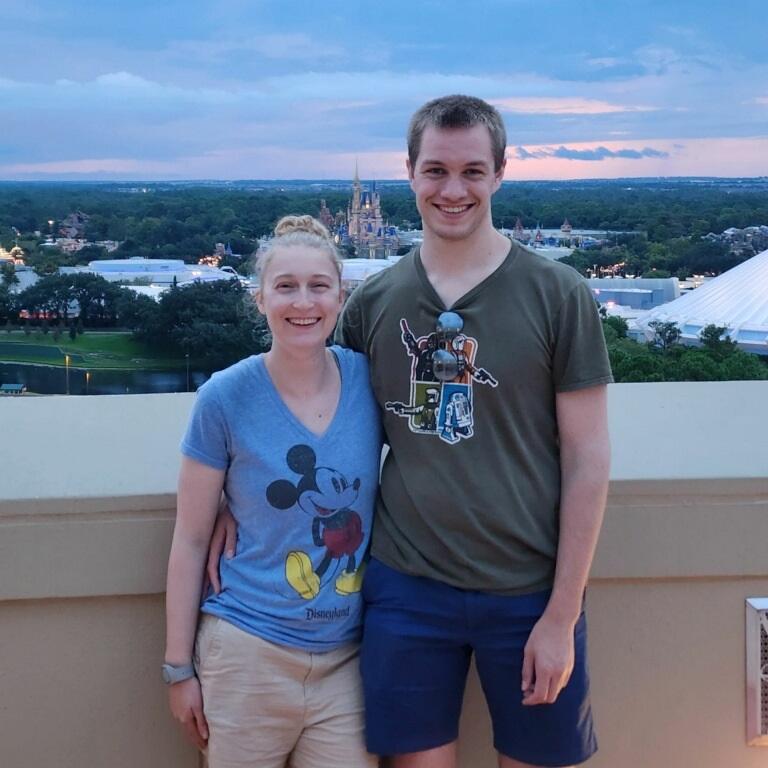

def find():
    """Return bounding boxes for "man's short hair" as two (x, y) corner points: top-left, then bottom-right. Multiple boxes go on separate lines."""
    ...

(407, 95), (507, 172)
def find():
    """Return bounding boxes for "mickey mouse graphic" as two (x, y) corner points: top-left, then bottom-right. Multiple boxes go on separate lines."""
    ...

(267, 444), (366, 600)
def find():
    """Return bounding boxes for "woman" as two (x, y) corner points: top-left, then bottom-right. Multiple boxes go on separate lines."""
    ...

(165, 215), (381, 768)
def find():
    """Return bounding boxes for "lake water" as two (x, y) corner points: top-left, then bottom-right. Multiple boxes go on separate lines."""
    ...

(0, 362), (209, 395)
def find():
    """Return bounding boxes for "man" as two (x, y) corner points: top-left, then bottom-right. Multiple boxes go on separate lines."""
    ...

(336, 95), (612, 768)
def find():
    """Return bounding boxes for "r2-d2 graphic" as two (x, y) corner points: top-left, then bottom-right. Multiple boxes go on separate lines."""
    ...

(439, 388), (474, 444)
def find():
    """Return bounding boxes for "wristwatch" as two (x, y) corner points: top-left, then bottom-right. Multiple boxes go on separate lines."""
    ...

(161, 662), (196, 685)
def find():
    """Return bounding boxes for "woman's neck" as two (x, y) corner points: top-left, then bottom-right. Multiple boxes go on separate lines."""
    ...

(263, 344), (335, 398)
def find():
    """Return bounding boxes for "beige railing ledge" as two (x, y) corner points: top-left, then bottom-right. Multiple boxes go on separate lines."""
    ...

(1, 382), (767, 768)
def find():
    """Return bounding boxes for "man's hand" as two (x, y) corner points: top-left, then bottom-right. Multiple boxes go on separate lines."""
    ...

(521, 612), (576, 706)
(168, 676), (209, 750)
(204, 503), (237, 594)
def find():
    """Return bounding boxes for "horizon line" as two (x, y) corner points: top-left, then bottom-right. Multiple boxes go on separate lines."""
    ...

(2, 175), (768, 185)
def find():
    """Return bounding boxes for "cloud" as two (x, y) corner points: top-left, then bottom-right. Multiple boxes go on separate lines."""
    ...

(492, 97), (656, 115)
(586, 57), (623, 68)
(0, 71), (242, 111)
(250, 34), (344, 61)
(166, 33), (345, 64)
(514, 145), (669, 162)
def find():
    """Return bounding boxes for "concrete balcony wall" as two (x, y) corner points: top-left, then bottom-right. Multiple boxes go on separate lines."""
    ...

(1, 382), (767, 768)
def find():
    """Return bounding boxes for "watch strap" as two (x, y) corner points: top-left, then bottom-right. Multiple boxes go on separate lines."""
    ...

(162, 662), (196, 685)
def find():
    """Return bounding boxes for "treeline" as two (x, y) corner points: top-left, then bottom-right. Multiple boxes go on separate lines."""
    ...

(0, 274), (269, 371)
(559, 237), (740, 279)
(3, 270), (765, 382)
(602, 316), (767, 382)
(2, 181), (768, 268)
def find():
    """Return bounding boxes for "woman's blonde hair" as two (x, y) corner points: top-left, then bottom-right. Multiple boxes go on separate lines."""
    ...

(256, 215), (342, 283)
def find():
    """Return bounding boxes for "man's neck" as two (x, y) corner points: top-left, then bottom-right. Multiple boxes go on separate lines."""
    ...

(419, 226), (511, 308)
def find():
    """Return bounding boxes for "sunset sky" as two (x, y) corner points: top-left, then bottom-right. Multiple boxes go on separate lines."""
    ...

(2, 0), (767, 181)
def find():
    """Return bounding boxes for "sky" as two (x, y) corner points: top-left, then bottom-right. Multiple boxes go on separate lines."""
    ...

(2, 0), (767, 181)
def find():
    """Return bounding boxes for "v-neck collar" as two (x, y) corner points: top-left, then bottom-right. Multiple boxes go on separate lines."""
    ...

(412, 241), (518, 311)
(254, 348), (346, 442)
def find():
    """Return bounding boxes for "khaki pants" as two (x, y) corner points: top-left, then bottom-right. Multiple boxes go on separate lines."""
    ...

(195, 615), (377, 768)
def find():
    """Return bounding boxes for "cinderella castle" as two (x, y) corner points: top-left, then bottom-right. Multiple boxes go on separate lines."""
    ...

(318, 165), (400, 259)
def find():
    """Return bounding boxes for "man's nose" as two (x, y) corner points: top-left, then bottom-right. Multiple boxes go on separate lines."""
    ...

(441, 174), (467, 199)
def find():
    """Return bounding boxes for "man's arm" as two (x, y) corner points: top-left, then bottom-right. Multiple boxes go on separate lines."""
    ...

(521, 384), (610, 706)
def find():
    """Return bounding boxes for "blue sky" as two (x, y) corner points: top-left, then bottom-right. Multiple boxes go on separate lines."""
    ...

(2, 0), (767, 180)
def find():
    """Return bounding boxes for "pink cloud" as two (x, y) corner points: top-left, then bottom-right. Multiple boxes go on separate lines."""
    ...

(503, 137), (768, 179)
(4, 137), (768, 181)
(492, 97), (656, 115)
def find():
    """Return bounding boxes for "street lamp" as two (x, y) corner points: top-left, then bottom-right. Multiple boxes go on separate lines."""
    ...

(85, 370), (91, 395)
(65, 354), (70, 395)
(185, 352), (190, 393)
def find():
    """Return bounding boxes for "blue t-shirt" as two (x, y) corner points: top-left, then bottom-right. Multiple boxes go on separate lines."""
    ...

(181, 346), (382, 651)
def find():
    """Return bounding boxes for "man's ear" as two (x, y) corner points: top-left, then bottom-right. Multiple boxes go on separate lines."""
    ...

(255, 291), (265, 315)
(493, 157), (507, 191)
(406, 158), (415, 186)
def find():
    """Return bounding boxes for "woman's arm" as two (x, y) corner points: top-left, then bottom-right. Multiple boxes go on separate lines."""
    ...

(165, 455), (226, 749)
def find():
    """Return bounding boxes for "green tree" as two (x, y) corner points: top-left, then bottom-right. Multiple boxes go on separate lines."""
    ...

(601, 315), (628, 340)
(0, 285), (14, 322)
(1, 262), (19, 288)
(699, 324), (737, 360)
(132, 280), (269, 370)
(648, 320), (681, 352)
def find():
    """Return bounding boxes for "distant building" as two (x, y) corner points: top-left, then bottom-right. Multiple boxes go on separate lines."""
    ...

(630, 247), (768, 355)
(318, 199), (335, 230)
(704, 225), (768, 258)
(0, 246), (25, 265)
(59, 211), (90, 239)
(60, 257), (242, 288)
(340, 257), (399, 293)
(589, 277), (680, 311)
(40, 238), (121, 254)
(505, 220), (638, 250)
(330, 166), (400, 259)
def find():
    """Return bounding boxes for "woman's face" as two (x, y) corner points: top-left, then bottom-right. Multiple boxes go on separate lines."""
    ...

(257, 245), (343, 353)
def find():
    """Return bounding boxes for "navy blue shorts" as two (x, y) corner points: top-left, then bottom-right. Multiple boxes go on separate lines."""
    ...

(361, 559), (597, 766)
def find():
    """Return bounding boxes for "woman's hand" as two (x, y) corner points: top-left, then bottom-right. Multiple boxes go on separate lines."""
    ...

(205, 502), (238, 594)
(169, 677), (209, 751)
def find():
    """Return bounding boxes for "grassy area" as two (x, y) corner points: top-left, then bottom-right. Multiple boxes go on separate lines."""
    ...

(0, 330), (188, 369)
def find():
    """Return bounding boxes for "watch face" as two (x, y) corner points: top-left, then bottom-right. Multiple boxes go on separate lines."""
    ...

(162, 666), (172, 683)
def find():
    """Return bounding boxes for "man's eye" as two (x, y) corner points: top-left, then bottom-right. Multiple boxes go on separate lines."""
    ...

(424, 167), (444, 175)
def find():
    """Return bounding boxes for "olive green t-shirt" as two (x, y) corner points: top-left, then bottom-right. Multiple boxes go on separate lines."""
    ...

(336, 241), (613, 594)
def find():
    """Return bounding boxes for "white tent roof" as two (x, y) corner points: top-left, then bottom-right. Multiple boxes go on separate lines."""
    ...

(632, 248), (768, 353)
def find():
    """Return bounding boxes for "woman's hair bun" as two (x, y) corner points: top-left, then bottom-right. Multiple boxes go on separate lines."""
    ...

(273, 215), (332, 241)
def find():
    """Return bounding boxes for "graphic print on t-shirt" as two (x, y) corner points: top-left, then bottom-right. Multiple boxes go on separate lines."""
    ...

(266, 444), (367, 600)
(385, 312), (498, 445)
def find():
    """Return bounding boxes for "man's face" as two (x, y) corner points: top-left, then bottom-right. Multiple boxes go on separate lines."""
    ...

(407, 124), (505, 243)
